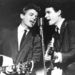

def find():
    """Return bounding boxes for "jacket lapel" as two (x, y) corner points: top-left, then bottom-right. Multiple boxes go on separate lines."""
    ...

(15, 31), (33, 64)
(59, 21), (68, 51)
(20, 31), (33, 50)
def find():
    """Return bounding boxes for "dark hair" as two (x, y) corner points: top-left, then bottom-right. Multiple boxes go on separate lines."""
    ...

(45, 2), (65, 17)
(46, 2), (63, 11)
(21, 3), (41, 15)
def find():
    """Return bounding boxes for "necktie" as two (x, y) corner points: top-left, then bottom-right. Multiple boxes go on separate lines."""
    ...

(55, 27), (60, 34)
(20, 30), (27, 47)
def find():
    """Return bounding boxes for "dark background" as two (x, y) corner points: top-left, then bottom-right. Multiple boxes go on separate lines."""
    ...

(0, 0), (75, 28)
(0, 0), (75, 69)
(0, 0), (75, 46)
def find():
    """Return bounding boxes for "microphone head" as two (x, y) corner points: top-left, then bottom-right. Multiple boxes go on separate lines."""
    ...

(39, 17), (44, 26)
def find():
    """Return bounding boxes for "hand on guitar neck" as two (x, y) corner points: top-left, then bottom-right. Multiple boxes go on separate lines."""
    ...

(0, 55), (34, 75)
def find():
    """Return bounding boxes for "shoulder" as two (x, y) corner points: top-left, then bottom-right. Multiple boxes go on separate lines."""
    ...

(66, 20), (75, 34)
(33, 34), (41, 42)
(0, 28), (10, 37)
(67, 20), (75, 27)
(0, 28), (17, 39)
(30, 26), (40, 37)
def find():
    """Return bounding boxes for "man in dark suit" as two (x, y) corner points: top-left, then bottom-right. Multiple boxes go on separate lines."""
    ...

(44, 2), (75, 75)
(0, 3), (42, 75)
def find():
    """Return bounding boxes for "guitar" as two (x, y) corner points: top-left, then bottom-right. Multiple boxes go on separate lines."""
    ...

(45, 37), (55, 71)
(0, 55), (33, 75)
(44, 37), (62, 75)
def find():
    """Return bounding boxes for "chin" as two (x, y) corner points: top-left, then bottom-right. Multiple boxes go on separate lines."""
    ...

(49, 22), (53, 25)
(49, 21), (55, 25)
(28, 25), (33, 28)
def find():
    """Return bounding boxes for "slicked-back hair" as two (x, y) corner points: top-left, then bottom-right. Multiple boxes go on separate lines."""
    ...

(45, 2), (65, 17)
(21, 3), (41, 16)
(46, 2), (63, 11)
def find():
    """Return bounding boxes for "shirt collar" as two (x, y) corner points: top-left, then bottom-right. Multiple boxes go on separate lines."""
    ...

(56, 18), (65, 30)
(18, 24), (29, 32)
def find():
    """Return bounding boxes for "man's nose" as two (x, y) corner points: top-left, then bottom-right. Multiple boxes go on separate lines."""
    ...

(45, 14), (47, 18)
(33, 17), (37, 21)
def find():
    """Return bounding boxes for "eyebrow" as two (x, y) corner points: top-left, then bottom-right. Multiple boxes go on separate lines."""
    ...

(46, 11), (50, 13)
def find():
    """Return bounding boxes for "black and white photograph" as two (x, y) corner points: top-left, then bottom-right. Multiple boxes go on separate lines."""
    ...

(0, 0), (75, 75)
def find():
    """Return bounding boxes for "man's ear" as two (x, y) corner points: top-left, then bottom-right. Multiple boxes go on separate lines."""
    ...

(58, 10), (61, 15)
(20, 14), (24, 19)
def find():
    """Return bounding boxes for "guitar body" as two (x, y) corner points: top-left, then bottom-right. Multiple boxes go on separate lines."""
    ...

(0, 55), (33, 75)
(0, 55), (14, 75)
(1, 55), (14, 67)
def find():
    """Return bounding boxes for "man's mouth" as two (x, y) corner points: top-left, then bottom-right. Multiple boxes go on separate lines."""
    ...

(48, 18), (51, 20)
(46, 17), (51, 21)
(47, 19), (51, 22)
(30, 20), (35, 24)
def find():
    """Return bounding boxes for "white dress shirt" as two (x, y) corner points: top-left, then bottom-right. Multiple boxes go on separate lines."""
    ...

(18, 24), (29, 51)
(56, 18), (65, 34)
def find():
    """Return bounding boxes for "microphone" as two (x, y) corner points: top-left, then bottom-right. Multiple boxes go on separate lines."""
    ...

(39, 17), (44, 26)
(39, 17), (47, 75)
(38, 17), (44, 27)
(40, 17), (43, 26)
(39, 17), (44, 34)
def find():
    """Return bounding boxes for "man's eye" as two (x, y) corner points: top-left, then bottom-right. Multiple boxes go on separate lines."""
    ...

(46, 11), (50, 14)
(30, 13), (33, 16)
(35, 16), (37, 18)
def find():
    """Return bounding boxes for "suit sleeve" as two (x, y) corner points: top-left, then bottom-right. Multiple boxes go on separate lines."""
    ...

(62, 21), (75, 65)
(32, 34), (42, 63)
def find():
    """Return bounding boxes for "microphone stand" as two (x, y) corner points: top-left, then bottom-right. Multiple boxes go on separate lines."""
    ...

(39, 17), (47, 75)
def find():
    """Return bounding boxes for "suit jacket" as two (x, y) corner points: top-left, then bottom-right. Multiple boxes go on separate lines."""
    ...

(53, 20), (75, 75)
(0, 27), (42, 67)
